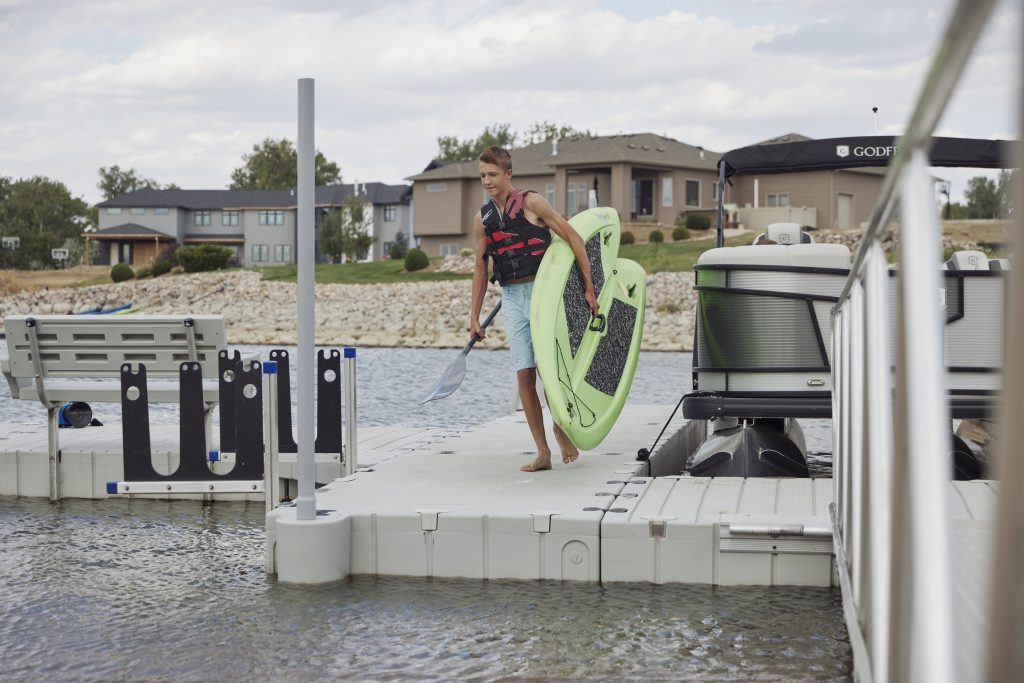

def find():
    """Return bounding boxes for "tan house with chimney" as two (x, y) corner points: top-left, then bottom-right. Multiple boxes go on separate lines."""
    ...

(406, 132), (885, 256)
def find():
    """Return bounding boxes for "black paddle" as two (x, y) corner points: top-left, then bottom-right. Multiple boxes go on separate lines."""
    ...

(419, 301), (502, 404)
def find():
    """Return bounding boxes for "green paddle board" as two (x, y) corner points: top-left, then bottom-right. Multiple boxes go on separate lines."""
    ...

(530, 207), (646, 450)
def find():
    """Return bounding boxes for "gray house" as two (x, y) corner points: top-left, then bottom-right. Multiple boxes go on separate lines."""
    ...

(89, 183), (412, 267)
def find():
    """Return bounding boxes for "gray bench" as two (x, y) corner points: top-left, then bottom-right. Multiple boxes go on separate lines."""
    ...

(2, 314), (227, 500)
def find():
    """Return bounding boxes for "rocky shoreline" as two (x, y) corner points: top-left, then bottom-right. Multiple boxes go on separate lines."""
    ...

(0, 270), (699, 352)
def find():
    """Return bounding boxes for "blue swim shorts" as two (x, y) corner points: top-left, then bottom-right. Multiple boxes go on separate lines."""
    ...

(502, 281), (536, 372)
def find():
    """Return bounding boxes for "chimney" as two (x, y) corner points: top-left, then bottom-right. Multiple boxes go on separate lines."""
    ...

(697, 146), (705, 160)
(551, 138), (559, 156)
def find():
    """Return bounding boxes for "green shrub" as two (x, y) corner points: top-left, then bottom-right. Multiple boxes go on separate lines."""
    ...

(388, 232), (409, 260)
(649, 229), (664, 243)
(684, 213), (712, 231)
(404, 247), (429, 272)
(135, 266), (153, 279)
(110, 263), (135, 282)
(176, 244), (234, 273)
(672, 226), (690, 241)
(151, 259), (173, 277)
(459, 247), (473, 258)
(621, 230), (635, 245)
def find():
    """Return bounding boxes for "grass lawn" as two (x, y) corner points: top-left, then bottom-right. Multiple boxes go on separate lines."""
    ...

(253, 235), (752, 285)
(257, 259), (473, 285)
(619, 233), (752, 273)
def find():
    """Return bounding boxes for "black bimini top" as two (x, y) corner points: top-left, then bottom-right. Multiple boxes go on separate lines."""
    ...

(720, 135), (1015, 179)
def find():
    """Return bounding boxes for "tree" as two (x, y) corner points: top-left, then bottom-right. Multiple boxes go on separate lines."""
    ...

(521, 121), (592, 144)
(997, 169), (1015, 217)
(97, 165), (175, 200)
(436, 122), (591, 160)
(963, 175), (1002, 218)
(319, 195), (373, 263)
(0, 176), (91, 268)
(436, 123), (517, 161)
(229, 138), (341, 190)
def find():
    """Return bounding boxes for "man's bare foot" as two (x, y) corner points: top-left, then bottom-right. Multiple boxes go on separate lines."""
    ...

(521, 450), (552, 472)
(554, 431), (579, 464)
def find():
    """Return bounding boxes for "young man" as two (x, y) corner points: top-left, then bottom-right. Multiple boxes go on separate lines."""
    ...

(469, 146), (599, 472)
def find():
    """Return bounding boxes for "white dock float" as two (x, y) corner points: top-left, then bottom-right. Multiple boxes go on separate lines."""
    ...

(268, 404), (837, 586)
(0, 421), (450, 501)
(602, 476), (834, 586)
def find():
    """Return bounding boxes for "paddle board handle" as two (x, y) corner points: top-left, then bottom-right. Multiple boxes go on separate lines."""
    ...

(588, 313), (606, 333)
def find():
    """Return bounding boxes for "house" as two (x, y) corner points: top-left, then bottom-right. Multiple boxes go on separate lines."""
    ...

(88, 183), (413, 267)
(406, 133), (722, 256)
(405, 132), (887, 256)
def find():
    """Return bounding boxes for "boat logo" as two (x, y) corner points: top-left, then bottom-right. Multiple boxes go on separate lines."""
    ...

(836, 145), (850, 158)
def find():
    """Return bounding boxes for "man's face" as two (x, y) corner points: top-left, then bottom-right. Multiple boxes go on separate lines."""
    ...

(479, 162), (512, 197)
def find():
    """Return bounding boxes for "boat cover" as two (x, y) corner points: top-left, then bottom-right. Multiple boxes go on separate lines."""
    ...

(720, 136), (1015, 179)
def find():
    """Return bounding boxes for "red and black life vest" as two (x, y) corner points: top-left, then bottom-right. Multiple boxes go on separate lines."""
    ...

(481, 189), (550, 285)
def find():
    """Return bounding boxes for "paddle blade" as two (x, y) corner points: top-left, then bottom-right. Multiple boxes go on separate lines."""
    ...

(418, 355), (468, 404)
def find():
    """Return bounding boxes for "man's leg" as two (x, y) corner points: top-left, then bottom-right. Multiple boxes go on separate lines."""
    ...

(518, 368), (552, 472)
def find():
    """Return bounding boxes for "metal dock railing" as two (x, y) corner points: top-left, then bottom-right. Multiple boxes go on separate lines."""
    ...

(829, 1), (1022, 681)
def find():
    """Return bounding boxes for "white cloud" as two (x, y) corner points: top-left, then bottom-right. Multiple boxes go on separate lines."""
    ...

(0, 0), (1018, 205)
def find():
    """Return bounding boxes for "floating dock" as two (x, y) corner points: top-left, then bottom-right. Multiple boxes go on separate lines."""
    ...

(0, 421), (453, 501)
(267, 404), (838, 586)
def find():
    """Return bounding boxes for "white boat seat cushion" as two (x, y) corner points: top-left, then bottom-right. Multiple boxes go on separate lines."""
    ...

(699, 242), (851, 269)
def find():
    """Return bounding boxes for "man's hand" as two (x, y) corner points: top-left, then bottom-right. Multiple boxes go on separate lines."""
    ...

(585, 287), (599, 319)
(470, 318), (486, 340)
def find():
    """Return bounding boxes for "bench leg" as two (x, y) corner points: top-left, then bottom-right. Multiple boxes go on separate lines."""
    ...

(47, 405), (60, 502)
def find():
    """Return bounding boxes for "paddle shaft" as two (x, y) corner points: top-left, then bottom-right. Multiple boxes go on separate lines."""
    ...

(462, 300), (502, 355)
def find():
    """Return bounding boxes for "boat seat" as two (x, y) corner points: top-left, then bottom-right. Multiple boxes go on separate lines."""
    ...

(698, 242), (851, 269)
(753, 222), (815, 245)
(946, 250), (990, 270)
(989, 258), (1011, 271)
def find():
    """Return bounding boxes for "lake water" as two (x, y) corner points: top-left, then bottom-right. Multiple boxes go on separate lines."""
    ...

(0, 346), (849, 681)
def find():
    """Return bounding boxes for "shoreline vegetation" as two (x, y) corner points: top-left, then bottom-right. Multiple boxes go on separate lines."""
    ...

(0, 223), (1002, 351)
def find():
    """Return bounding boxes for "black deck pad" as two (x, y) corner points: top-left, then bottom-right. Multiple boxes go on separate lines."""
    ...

(563, 233), (606, 358)
(585, 298), (637, 396)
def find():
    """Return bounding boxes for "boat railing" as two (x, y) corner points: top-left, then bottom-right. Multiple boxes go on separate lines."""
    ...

(829, 0), (1019, 681)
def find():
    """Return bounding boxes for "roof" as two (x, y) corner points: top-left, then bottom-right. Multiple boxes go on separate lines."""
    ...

(407, 133), (721, 181)
(720, 135), (1016, 179)
(96, 183), (412, 210)
(85, 223), (175, 239)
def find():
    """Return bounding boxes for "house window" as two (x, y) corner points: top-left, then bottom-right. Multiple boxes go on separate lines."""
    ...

(223, 210), (239, 226)
(130, 207), (146, 215)
(685, 180), (700, 207)
(252, 244), (270, 263)
(194, 210), (211, 226)
(107, 208), (122, 215)
(662, 177), (673, 207)
(427, 183), (447, 192)
(259, 210), (284, 225)
(384, 206), (397, 222)
(767, 193), (790, 207)
(440, 243), (459, 256)
(545, 183), (556, 209)
(566, 181), (588, 216)
(282, 245), (292, 262)
(155, 208), (170, 215)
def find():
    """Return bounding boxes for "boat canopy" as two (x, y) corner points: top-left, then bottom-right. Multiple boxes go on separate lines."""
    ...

(714, 135), (1017, 244)
(719, 135), (1015, 179)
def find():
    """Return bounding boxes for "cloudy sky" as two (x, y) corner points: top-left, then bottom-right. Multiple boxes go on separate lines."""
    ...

(0, 0), (1019, 205)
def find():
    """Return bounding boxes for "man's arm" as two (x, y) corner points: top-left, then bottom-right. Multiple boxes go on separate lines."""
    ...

(525, 194), (600, 317)
(469, 211), (489, 339)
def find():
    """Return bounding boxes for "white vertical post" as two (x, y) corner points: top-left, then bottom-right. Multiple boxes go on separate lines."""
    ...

(296, 78), (316, 521)
(864, 242), (893, 683)
(262, 360), (279, 513)
(343, 347), (357, 476)
(895, 150), (956, 683)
